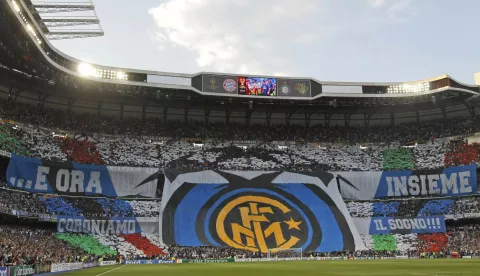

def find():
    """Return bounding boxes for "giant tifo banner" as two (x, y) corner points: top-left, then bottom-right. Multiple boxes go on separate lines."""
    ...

(160, 170), (366, 253)
(336, 164), (477, 200)
(6, 154), (160, 197)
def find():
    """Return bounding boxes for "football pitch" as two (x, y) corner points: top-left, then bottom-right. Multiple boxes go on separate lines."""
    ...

(56, 259), (480, 276)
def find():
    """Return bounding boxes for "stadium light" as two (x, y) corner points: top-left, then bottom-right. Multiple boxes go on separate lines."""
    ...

(11, 1), (42, 45)
(116, 71), (127, 81)
(77, 63), (98, 77)
(12, 0), (20, 12)
(77, 63), (128, 81)
(387, 82), (430, 94)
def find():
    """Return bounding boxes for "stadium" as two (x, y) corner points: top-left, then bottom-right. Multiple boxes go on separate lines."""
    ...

(0, 0), (480, 275)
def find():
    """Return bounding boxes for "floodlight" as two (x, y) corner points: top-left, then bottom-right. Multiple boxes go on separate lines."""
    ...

(77, 63), (97, 77)
(117, 71), (127, 80)
(26, 24), (33, 33)
(12, 0), (20, 12)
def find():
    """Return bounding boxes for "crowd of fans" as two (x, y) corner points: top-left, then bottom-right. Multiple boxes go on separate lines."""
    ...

(346, 198), (480, 218)
(1, 100), (480, 268)
(0, 187), (160, 218)
(0, 100), (479, 171)
(2, 100), (476, 144)
(2, 125), (477, 171)
(0, 225), (88, 266)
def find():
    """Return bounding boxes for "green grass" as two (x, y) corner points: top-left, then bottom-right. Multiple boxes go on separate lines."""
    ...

(57, 259), (480, 276)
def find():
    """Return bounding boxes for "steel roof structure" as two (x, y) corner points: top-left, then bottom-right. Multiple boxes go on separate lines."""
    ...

(1, 0), (479, 127)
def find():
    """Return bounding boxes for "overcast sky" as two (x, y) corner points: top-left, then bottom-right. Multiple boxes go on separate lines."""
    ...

(51, 0), (480, 84)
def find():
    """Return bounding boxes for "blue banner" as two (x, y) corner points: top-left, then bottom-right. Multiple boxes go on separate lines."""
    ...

(162, 171), (365, 253)
(124, 260), (174, 265)
(369, 216), (446, 234)
(374, 164), (477, 198)
(56, 216), (142, 235)
(0, 267), (7, 276)
(6, 154), (159, 197)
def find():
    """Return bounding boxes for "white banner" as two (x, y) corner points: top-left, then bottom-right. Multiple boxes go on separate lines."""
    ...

(99, 261), (117, 266)
(51, 263), (83, 272)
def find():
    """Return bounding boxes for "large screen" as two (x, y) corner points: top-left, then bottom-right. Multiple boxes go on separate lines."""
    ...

(203, 75), (238, 94)
(277, 79), (311, 97)
(238, 77), (277, 96)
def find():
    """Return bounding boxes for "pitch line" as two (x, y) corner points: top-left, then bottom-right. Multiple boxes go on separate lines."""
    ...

(95, 265), (127, 276)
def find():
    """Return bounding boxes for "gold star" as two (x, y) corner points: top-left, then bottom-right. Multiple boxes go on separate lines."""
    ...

(283, 217), (302, 230)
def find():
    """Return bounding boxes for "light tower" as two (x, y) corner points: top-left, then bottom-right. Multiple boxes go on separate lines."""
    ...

(25, 0), (104, 40)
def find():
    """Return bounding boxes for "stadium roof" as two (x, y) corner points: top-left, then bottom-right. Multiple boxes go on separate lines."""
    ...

(1, 0), (480, 126)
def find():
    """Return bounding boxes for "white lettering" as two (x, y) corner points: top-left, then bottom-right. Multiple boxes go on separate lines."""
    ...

(74, 219), (82, 232)
(85, 171), (102, 194)
(116, 220), (128, 234)
(395, 219), (404, 229)
(24, 180), (32, 189)
(410, 218), (419, 229)
(91, 220), (100, 234)
(9, 177), (16, 187)
(440, 173), (459, 194)
(56, 169), (70, 192)
(419, 175), (428, 196)
(17, 178), (24, 189)
(35, 166), (49, 190)
(408, 175), (420, 196)
(99, 220), (106, 234)
(393, 176), (408, 197)
(58, 219), (66, 232)
(427, 175), (440, 195)
(388, 219), (396, 230)
(83, 220), (91, 233)
(106, 220), (115, 234)
(458, 171), (472, 193)
(386, 177), (394, 197)
(418, 218), (427, 229)
(70, 170), (85, 193)
(66, 219), (74, 232)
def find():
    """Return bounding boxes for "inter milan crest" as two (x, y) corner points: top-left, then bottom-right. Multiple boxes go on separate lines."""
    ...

(161, 170), (360, 253)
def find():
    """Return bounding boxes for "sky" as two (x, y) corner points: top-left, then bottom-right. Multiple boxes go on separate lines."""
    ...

(50, 0), (480, 84)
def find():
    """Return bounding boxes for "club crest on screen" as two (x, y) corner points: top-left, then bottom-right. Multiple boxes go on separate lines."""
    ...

(223, 79), (237, 93)
(207, 77), (218, 91)
(280, 82), (290, 95)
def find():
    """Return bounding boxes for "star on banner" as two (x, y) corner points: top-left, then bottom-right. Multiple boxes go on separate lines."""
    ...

(284, 217), (302, 230)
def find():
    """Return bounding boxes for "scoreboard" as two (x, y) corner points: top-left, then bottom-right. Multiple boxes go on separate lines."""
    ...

(190, 73), (456, 99)
(193, 74), (319, 98)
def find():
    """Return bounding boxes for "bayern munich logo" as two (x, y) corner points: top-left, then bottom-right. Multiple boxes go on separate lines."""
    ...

(223, 79), (237, 93)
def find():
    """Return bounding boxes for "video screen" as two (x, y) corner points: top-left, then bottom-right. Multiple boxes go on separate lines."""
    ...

(203, 75), (238, 94)
(238, 77), (276, 96)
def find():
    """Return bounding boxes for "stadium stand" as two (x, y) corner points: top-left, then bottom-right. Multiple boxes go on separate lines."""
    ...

(2, 102), (480, 171)
(92, 233), (145, 258)
(119, 234), (165, 257)
(1, 103), (480, 265)
(0, 224), (88, 265)
(55, 233), (116, 256)
(0, 184), (160, 218)
(3, 0), (480, 272)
